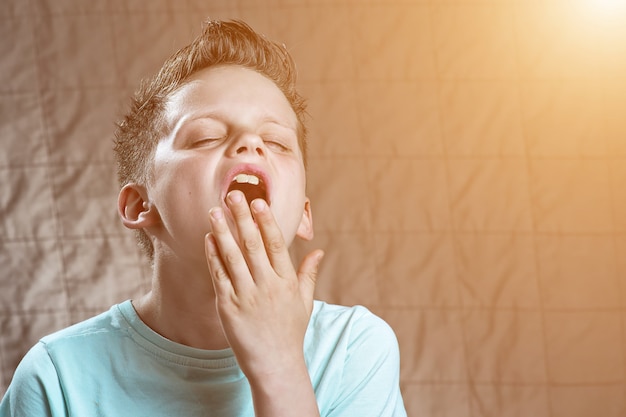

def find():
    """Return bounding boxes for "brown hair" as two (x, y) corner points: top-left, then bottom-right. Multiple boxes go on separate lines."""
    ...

(113, 19), (308, 259)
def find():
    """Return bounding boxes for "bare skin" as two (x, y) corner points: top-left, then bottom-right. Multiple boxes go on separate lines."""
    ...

(120, 66), (325, 416)
(127, 190), (323, 417)
(206, 191), (323, 417)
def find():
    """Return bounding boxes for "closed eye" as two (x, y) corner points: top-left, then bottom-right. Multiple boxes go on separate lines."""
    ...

(264, 140), (290, 152)
(192, 136), (225, 147)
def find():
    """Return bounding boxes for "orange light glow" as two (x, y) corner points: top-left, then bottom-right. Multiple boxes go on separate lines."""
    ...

(576, 0), (626, 23)
(567, 0), (626, 56)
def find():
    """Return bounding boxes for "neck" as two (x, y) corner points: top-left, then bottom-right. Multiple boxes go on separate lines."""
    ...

(133, 251), (230, 350)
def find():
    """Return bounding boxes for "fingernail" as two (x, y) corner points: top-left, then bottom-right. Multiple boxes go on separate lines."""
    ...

(228, 190), (243, 204)
(210, 207), (224, 220)
(251, 198), (266, 212)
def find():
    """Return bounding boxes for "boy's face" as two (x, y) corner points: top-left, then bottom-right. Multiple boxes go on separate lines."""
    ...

(146, 65), (312, 260)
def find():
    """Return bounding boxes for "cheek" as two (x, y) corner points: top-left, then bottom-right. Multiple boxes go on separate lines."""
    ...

(153, 162), (209, 211)
(284, 160), (307, 189)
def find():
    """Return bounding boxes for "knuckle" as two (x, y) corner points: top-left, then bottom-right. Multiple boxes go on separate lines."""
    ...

(307, 269), (318, 282)
(243, 237), (261, 252)
(207, 252), (222, 269)
(214, 267), (230, 282)
(224, 251), (239, 265)
(267, 236), (284, 254)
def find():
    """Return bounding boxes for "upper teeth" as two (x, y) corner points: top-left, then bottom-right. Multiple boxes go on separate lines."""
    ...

(233, 173), (260, 185)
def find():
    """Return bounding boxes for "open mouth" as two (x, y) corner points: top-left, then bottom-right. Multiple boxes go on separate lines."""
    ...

(226, 173), (268, 206)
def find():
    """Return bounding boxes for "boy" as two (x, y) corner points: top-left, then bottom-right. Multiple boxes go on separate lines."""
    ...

(0, 19), (406, 416)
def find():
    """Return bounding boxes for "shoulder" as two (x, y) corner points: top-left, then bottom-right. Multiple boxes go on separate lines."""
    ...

(306, 302), (406, 416)
(1, 341), (65, 415)
(0, 302), (133, 415)
(39, 301), (131, 352)
(310, 300), (398, 348)
(306, 301), (401, 370)
(12, 301), (129, 377)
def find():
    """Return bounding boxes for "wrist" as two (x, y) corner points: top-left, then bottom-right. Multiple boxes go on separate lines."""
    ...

(247, 360), (319, 417)
(245, 351), (308, 388)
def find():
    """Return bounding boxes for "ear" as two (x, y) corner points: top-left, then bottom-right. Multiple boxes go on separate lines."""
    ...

(118, 183), (159, 230)
(296, 198), (314, 241)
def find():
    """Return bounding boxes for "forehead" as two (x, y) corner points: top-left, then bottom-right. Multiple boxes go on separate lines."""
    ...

(164, 65), (298, 130)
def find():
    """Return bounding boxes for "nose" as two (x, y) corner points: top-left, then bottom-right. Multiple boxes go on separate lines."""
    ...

(229, 132), (265, 157)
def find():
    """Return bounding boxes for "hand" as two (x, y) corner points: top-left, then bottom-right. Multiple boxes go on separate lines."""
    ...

(204, 190), (324, 382)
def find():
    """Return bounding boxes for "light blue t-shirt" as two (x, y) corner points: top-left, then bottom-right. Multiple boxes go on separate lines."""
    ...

(1, 300), (406, 416)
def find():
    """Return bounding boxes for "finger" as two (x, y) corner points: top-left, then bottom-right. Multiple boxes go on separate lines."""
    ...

(297, 250), (324, 314)
(204, 233), (235, 300)
(225, 191), (272, 275)
(208, 206), (255, 294)
(249, 198), (294, 278)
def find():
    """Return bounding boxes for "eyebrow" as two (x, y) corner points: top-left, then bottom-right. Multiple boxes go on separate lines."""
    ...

(183, 112), (297, 133)
(169, 112), (298, 144)
(258, 117), (298, 134)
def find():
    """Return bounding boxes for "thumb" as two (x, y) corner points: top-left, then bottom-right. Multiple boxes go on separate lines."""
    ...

(297, 249), (324, 313)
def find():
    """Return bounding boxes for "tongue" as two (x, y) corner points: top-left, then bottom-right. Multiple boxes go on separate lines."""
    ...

(228, 182), (266, 206)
